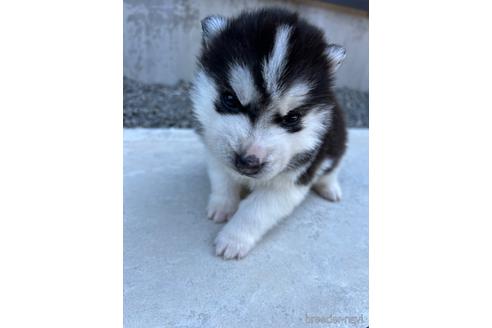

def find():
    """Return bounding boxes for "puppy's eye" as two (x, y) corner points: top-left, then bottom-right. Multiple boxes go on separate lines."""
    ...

(221, 92), (241, 113)
(282, 112), (301, 126)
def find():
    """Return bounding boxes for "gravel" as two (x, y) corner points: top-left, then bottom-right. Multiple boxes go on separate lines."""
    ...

(124, 76), (368, 128)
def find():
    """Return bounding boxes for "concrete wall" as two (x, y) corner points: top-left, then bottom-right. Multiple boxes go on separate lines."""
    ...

(124, 0), (368, 91)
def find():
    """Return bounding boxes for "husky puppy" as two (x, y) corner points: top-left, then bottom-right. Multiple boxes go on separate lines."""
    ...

(191, 8), (347, 259)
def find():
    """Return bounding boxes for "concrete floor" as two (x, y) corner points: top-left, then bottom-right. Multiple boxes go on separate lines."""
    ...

(124, 129), (368, 328)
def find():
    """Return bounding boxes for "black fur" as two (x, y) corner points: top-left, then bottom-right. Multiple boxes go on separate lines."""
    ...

(297, 101), (347, 185)
(198, 8), (347, 185)
(199, 8), (335, 114)
(272, 112), (304, 133)
(286, 150), (316, 170)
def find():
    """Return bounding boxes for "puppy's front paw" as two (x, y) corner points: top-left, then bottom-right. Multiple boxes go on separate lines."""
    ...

(207, 194), (239, 223)
(214, 227), (255, 259)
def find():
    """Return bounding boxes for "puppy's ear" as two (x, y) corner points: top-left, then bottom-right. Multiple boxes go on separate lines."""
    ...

(325, 44), (346, 72)
(201, 15), (227, 45)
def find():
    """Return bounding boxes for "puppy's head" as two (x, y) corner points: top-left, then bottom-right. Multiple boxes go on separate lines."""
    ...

(191, 8), (345, 181)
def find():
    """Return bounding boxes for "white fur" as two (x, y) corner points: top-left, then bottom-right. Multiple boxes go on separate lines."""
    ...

(262, 25), (292, 96)
(191, 70), (219, 129)
(203, 107), (333, 259)
(193, 69), (331, 183)
(229, 64), (257, 105)
(313, 164), (342, 202)
(215, 178), (310, 259)
(192, 70), (251, 170)
(325, 44), (346, 72)
(229, 107), (329, 183)
(276, 81), (312, 116)
(203, 15), (227, 37)
(320, 158), (334, 172)
(192, 67), (339, 259)
(206, 152), (241, 223)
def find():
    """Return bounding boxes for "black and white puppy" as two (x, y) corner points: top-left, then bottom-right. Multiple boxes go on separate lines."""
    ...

(191, 8), (347, 259)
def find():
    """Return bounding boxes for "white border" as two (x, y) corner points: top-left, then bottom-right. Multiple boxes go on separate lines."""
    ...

(371, 1), (492, 327)
(0, 1), (122, 326)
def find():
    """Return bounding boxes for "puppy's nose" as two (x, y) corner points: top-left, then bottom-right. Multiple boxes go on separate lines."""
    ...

(235, 153), (262, 175)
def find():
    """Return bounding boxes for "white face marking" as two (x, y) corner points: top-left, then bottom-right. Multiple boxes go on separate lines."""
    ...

(230, 105), (331, 183)
(262, 25), (292, 96)
(276, 81), (312, 116)
(191, 70), (251, 167)
(228, 64), (257, 106)
(192, 69), (332, 184)
(191, 70), (219, 129)
(285, 107), (331, 158)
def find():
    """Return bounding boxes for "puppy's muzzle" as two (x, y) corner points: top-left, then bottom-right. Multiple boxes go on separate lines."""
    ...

(234, 153), (264, 176)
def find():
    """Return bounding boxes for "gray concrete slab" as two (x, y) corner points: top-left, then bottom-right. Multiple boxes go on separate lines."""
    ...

(124, 128), (368, 328)
(124, 0), (369, 91)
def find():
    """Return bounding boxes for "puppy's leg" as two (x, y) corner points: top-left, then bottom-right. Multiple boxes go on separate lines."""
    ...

(313, 164), (342, 202)
(206, 156), (241, 223)
(215, 183), (309, 259)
